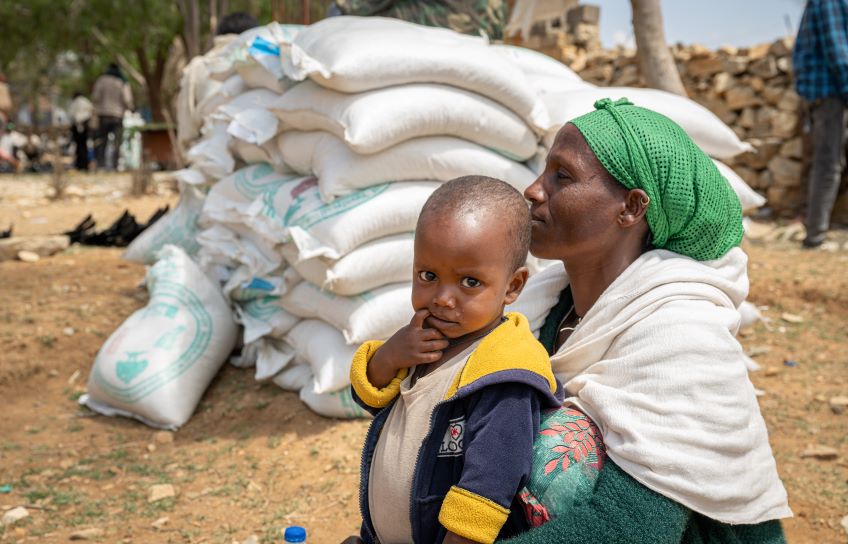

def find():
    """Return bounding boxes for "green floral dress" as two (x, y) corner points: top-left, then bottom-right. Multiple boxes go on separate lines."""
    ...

(519, 407), (606, 527)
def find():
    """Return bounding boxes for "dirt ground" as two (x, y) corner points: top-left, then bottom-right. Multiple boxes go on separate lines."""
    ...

(0, 173), (846, 543)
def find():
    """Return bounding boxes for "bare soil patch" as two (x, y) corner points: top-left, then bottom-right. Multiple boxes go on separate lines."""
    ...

(0, 174), (845, 543)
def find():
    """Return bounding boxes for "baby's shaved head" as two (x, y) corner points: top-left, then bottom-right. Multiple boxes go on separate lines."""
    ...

(417, 176), (531, 273)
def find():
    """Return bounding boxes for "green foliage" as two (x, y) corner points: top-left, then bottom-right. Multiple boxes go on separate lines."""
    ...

(0, 0), (289, 123)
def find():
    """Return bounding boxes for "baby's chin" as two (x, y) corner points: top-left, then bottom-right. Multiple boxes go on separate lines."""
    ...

(420, 316), (467, 338)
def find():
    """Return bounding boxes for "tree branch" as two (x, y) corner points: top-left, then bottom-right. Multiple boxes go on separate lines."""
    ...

(90, 27), (147, 87)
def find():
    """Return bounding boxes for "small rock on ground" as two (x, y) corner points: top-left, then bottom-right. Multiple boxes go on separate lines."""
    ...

(17, 250), (40, 262)
(780, 312), (804, 324)
(800, 445), (839, 460)
(70, 527), (105, 540)
(830, 396), (848, 415)
(1, 506), (29, 526)
(148, 483), (176, 503)
(153, 431), (174, 444)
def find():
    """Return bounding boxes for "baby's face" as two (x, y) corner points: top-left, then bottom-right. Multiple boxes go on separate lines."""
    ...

(412, 211), (521, 339)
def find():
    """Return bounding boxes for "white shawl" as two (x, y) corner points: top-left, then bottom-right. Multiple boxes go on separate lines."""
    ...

(526, 248), (791, 524)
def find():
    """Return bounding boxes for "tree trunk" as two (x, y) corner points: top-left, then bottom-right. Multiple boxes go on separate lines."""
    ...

(136, 45), (168, 123)
(630, 0), (686, 96)
(177, 0), (202, 60)
(209, 0), (219, 38)
(272, 0), (284, 22)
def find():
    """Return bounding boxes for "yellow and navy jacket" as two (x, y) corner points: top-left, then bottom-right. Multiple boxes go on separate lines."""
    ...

(350, 312), (563, 544)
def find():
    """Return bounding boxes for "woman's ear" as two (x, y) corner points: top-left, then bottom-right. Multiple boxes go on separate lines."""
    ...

(619, 189), (650, 228)
(503, 266), (529, 305)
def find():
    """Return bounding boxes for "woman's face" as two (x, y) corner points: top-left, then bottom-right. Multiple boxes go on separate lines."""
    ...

(525, 124), (629, 261)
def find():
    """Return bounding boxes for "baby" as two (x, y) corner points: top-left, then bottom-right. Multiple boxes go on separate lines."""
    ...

(347, 176), (563, 544)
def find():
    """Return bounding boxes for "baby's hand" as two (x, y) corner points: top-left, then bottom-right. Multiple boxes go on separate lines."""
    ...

(367, 309), (449, 388)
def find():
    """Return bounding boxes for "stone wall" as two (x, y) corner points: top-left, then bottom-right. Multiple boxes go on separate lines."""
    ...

(544, 38), (848, 221)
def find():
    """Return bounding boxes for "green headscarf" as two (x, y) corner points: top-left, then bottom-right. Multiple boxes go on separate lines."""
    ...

(570, 97), (744, 261)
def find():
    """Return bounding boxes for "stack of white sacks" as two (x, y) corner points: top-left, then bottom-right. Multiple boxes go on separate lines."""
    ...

(90, 16), (764, 428)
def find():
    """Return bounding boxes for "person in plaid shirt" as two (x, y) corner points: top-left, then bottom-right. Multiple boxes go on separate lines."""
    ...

(793, 0), (848, 248)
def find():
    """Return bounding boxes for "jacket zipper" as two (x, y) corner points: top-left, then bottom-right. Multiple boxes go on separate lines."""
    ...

(409, 397), (450, 543)
(359, 401), (393, 544)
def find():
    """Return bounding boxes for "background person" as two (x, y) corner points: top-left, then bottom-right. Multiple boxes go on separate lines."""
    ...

(91, 63), (133, 170)
(793, 0), (848, 248)
(68, 90), (94, 170)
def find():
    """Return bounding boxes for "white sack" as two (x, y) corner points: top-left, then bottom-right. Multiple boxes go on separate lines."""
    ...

(712, 160), (767, 213)
(187, 120), (235, 179)
(271, 81), (538, 159)
(124, 184), (204, 264)
(278, 131), (537, 201)
(254, 337), (296, 381)
(214, 88), (281, 121)
(299, 386), (368, 419)
(227, 108), (280, 146)
(272, 360), (313, 392)
(235, 25), (303, 93)
(196, 223), (243, 271)
(237, 296), (301, 344)
(541, 87), (753, 159)
(492, 44), (593, 94)
(198, 220), (283, 276)
(281, 233), (413, 295)
(246, 179), (439, 260)
(197, 74), (247, 118)
(230, 137), (286, 166)
(230, 339), (259, 369)
(177, 29), (245, 150)
(201, 163), (302, 225)
(284, 319), (358, 394)
(217, 90), (283, 147)
(207, 27), (278, 81)
(284, 16), (549, 131)
(225, 266), (301, 302)
(280, 281), (413, 344)
(173, 167), (208, 186)
(81, 245), (238, 429)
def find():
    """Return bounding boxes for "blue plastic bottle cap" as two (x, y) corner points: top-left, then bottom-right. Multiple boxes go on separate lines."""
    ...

(284, 526), (307, 542)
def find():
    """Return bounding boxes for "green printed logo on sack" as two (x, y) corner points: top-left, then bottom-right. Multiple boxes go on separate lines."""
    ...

(142, 205), (202, 262)
(336, 387), (367, 418)
(233, 163), (275, 199)
(253, 175), (316, 222)
(244, 295), (282, 319)
(232, 163), (307, 201)
(324, 387), (368, 419)
(285, 181), (390, 230)
(92, 278), (213, 404)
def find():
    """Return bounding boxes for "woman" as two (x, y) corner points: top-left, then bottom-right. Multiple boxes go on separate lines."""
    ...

(505, 98), (791, 542)
(68, 91), (93, 170)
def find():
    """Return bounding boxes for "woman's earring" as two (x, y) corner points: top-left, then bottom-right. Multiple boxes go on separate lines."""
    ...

(640, 196), (650, 207)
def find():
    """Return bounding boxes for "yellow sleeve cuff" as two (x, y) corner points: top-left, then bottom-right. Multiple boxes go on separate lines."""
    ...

(438, 486), (510, 544)
(349, 340), (409, 408)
